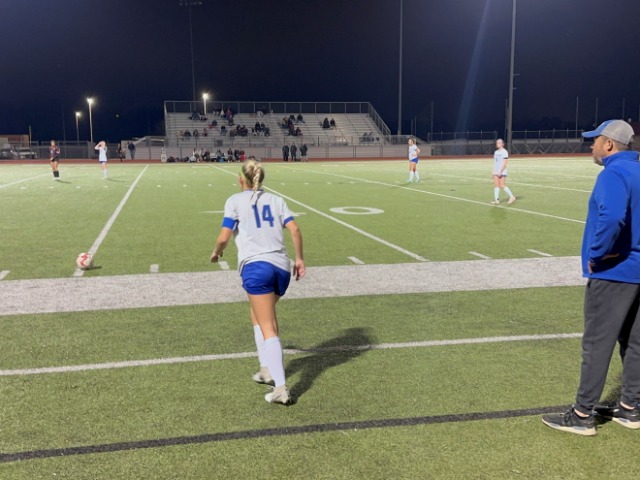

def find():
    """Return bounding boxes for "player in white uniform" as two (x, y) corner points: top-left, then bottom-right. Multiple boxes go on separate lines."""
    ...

(407, 138), (421, 183)
(491, 139), (516, 204)
(94, 141), (108, 178)
(210, 160), (305, 405)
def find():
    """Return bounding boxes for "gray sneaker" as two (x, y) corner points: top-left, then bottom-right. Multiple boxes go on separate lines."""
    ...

(265, 385), (292, 405)
(595, 402), (640, 430)
(542, 408), (596, 436)
(252, 367), (274, 386)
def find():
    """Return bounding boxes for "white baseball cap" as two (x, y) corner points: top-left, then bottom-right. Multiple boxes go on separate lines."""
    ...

(582, 119), (634, 145)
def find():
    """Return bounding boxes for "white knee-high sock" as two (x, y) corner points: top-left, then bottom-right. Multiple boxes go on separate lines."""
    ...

(253, 325), (267, 368)
(409, 171), (415, 182)
(503, 186), (514, 197)
(494, 187), (500, 201)
(264, 336), (286, 387)
(414, 171), (420, 182)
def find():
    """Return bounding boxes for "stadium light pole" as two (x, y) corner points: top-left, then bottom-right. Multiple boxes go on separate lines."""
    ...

(87, 97), (94, 144)
(397, 0), (403, 136)
(507, 0), (517, 152)
(202, 92), (209, 115)
(506, 0), (517, 151)
(179, 0), (203, 103)
(75, 112), (81, 143)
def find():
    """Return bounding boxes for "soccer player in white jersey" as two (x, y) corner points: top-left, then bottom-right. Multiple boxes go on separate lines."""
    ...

(407, 138), (421, 182)
(491, 138), (516, 204)
(210, 160), (305, 405)
(94, 141), (108, 178)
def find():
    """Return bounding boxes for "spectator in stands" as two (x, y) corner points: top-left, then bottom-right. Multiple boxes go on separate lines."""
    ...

(255, 121), (261, 132)
(234, 149), (241, 161)
(239, 150), (246, 161)
(183, 130), (192, 139)
(282, 144), (289, 162)
(227, 147), (234, 162)
(193, 129), (199, 138)
(295, 127), (302, 137)
(297, 114), (304, 123)
(203, 128), (208, 137)
(128, 141), (136, 160)
(263, 125), (270, 136)
(322, 117), (330, 129)
(290, 143), (298, 162)
(117, 144), (125, 162)
(300, 143), (308, 162)
(203, 149), (211, 162)
(215, 149), (224, 162)
(220, 125), (227, 134)
(330, 118), (336, 129)
(210, 119), (218, 128)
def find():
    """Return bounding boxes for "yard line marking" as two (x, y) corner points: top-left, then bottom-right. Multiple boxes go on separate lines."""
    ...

(469, 251), (491, 259)
(150, 264), (160, 273)
(218, 261), (230, 270)
(0, 173), (50, 189)
(348, 256), (365, 265)
(430, 172), (592, 193)
(0, 270), (10, 280)
(211, 166), (428, 262)
(0, 333), (583, 377)
(72, 166), (149, 277)
(527, 249), (553, 257)
(299, 168), (586, 225)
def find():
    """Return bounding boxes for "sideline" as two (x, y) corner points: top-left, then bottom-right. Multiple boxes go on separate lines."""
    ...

(0, 332), (582, 377)
(0, 256), (584, 316)
(73, 166), (149, 277)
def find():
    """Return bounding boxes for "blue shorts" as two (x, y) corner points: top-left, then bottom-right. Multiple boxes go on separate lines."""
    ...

(410, 158), (419, 164)
(241, 261), (291, 296)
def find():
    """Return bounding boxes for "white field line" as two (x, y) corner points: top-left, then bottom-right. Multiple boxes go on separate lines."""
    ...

(0, 270), (10, 280)
(527, 249), (553, 257)
(348, 256), (365, 265)
(218, 261), (230, 270)
(429, 172), (592, 194)
(301, 167), (586, 225)
(469, 251), (491, 259)
(73, 166), (149, 277)
(0, 332), (583, 377)
(211, 165), (428, 262)
(0, 173), (51, 189)
(150, 264), (160, 273)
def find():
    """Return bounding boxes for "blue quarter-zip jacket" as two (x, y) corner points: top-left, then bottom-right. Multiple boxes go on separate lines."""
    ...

(582, 150), (640, 282)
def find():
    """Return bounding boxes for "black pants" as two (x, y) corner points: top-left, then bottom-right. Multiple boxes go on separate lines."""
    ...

(575, 278), (640, 414)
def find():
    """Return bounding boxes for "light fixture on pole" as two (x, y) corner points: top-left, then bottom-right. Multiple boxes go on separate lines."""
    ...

(202, 92), (209, 116)
(87, 97), (95, 144)
(75, 112), (82, 143)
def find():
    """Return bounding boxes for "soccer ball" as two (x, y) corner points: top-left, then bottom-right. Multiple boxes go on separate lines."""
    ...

(76, 252), (94, 270)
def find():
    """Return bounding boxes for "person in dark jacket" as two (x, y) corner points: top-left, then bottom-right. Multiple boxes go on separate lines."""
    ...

(542, 120), (640, 436)
(282, 144), (289, 162)
(290, 143), (297, 162)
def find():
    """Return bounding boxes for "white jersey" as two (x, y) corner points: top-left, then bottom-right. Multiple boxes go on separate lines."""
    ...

(222, 189), (295, 273)
(408, 144), (419, 161)
(97, 146), (108, 162)
(493, 147), (508, 175)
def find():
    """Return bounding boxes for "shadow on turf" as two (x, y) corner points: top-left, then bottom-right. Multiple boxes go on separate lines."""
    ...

(285, 327), (375, 401)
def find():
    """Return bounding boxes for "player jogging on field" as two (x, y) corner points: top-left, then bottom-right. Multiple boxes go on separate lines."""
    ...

(210, 159), (305, 405)
(407, 138), (421, 183)
(94, 141), (108, 178)
(49, 140), (61, 180)
(491, 138), (516, 205)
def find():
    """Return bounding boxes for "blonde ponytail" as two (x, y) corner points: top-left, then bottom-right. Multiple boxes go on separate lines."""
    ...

(241, 159), (265, 199)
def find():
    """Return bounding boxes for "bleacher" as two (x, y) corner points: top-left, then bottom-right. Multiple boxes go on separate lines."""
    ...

(164, 101), (390, 150)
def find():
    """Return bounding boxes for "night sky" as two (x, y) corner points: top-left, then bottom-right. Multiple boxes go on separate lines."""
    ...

(2, 0), (639, 142)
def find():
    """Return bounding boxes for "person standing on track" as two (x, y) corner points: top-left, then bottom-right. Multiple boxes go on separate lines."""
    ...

(210, 159), (305, 405)
(407, 138), (421, 183)
(542, 119), (640, 436)
(95, 141), (108, 178)
(49, 140), (61, 180)
(491, 139), (516, 205)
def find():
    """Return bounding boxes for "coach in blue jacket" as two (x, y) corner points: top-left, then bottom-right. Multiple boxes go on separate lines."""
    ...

(543, 119), (640, 436)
